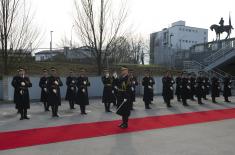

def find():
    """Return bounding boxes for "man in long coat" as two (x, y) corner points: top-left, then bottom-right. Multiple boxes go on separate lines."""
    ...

(11, 67), (32, 120)
(65, 69), (77, 110)
(76, 68), (90, 115)
(162, 71), (175, 108)
(47, 67), (63, 117)
(223, 74), (232, 102)
(39, 69), (49, 111)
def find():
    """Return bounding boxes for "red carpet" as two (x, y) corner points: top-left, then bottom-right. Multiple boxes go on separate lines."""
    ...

(1, 108), (235, 151)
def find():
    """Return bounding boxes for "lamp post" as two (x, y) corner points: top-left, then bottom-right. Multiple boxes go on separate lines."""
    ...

(50, 31), (53, 52)
(169, 33), (174, 68)
(70, 25), (74, 48)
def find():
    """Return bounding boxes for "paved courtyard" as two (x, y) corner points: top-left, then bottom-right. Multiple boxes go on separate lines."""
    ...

(0, 96), (235, 155)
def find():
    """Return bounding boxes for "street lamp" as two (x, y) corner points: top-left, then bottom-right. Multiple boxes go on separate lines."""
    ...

(169, 33), (174, 68)
(50, 31), (53, 52)
(70, 25), (74, 48)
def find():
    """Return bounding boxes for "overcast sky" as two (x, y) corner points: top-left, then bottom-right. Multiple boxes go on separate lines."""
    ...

(31, 0), (235, 49)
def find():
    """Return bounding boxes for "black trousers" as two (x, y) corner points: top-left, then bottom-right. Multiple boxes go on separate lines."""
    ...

(197, 97), (202, 104)
(130, 102), (134, 109)
(144, 101), (150, 109)
(177, 95), (181, 101)
(104, 103), (111, 111)
(43, 102), (49, 111)
(80, 105), (86, 113)
(182, 98), (188, 105)
(69, 100), (75, 109)
(51, 104), (58, 116)
(212, 96), (216, 102)
(19, 108), (28, 118)
(122, 115), (129, 125)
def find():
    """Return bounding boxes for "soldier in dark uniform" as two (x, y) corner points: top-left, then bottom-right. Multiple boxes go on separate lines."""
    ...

(196, 71), (205, 105)
(162, 71), (175, 108)
(112, 71), (119, 107)
(203, 73), (210, 100)
(142, 69), (155, 109)
(181, 72), (190, 106)
(102, 68), (114, 112)
(175, 72), (182, 102)
(223, 74), (232, 102)
(47, 67), (63, 117)
(189, 72), (196, 101)
(12, 69), (21, 114)
(39, 69), (50, 111)
(116, 66), (132, 129)
(211, 73), (221, 103)
(76, 68), (90, 115)
(129, 69), (138, 110)
(65, 69), (77, 110)
(11, 67), (32, 120)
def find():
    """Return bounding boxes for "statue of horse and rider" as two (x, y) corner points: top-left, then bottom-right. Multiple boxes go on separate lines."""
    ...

(210, 17), (234, 40)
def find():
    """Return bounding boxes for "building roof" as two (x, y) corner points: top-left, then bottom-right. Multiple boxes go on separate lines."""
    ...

(35, 50), (63, 55)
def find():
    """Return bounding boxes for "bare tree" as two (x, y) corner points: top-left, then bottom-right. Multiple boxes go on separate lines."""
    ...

(0, 0), (41, 75)
(74, 0), (128, 75)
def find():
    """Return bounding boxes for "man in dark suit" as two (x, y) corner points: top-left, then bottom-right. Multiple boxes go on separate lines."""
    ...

(175, 72), (182, 102)
(76, 68), (90, 115)
(142, 69), (155, 109)
(47, 67), (63, 117)
(102, 68), (114, 112)
(162, 71), (175, 108)
(65, 69), (77, 110)
(196, 71), (205, 105)
(129, 69), (138, 110)
(211, 72), (221, 103)
(39, 69), (50, 111)
(181, 72), (190, 106)
(11, 67), (32, 120)
(223, 74), (232, 102)
(116, 66), (132, 129)
(189, 72), (196, 101)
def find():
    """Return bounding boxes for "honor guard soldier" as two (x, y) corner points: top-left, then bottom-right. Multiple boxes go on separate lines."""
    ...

(12, 68), (21, 114)
(112, 71), (119, 107)
(39, 69), (50, 111)
(11, 67), (32, 120)
(211, 72), (221, 103)
(142, 69), (155, 109)
(189, 72), (196, 101)
(196, 71), (205, 105)
(102, 68), (114, 112)
(203, 73), (210, 100)
(129, 69), (138, 110)
(175, 72), (182, 102)
(162, 71), (175, 108)
(76, 68), (90, 115)
(181, 72), (190, 106)
(65, 69), (77, 110)
(223, 74), (232, 102)
(116, 66), (132, 129)
(47, 67), (63, 117)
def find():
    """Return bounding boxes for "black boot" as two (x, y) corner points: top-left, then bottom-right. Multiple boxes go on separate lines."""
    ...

(20, 109), (24, 120)
(24, 109), (30, 119)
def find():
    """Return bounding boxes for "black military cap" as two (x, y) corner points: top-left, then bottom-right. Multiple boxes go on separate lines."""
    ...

(103, 68), (109, 72)
(183, 71), (188, 75)
(50, 67), (56, 71)
(43, 68), (48, 72)
(120, 66), (128, 71)
(69, 69), (74, 73)
(80, 68), (86, 72)
(18, 66), (25, 72)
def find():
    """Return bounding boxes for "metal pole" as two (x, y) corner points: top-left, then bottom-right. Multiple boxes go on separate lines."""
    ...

(50, 31), (53, 51)
(70, 25), (74, 48)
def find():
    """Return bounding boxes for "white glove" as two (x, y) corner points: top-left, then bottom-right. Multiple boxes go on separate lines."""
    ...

(228, 85), (231, 88)
(114, 86), (118, 90)
(131, 87), (134, 91)
(44, 88), (47, 92)
(20, 90), (23, 95)
(170, 87), (173, 90)
(218, 87), (220, 89)
(202, 86), (205, 89)
(21, 82), (26, 86)
(188, 81), (191, 83)
(72, 80), (75, 84)
(148, 86), (152, 89)
(187, 86), (191, 90)
(133, 81), (136, 85)
(180, 86), (182, 88)
(124, 99), (127, 102)
(53, 89), (57, 94)
(203, 80), (205, 83)
(82, 88), (86, 93)
(83, 81), (87, 85)
(149, 80), (152, 83)
(54, 81), (59, 85)
(112, 90), (114, 94)
(71, 87), (74, 90)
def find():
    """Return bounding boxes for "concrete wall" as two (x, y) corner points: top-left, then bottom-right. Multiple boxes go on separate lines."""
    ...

(0, 76), (164, 101)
